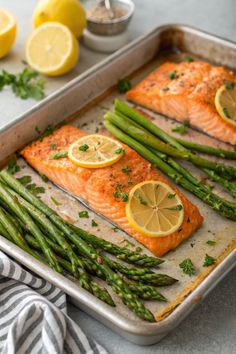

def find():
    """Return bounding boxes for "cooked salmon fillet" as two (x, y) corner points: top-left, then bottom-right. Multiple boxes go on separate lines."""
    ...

(21, 125), (203, 257)
(127, 61), (236, 145)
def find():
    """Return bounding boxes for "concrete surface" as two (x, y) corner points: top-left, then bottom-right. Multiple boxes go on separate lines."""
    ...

(0, 0), (235, 353)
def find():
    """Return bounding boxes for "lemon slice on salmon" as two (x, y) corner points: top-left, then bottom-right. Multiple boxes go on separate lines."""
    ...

(215, 83), (236, 127)
(0, 9), (17, 58)
(26, 22), (79, 76)
(126, 181), (184, 237)
(68, 134), (125, 168)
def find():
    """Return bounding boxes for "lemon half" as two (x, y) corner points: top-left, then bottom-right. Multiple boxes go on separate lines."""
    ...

(26, 22), (79, 76)
(215, 84), (236, 127)
(0, 9), (17, 58)
(126, 180), (184, 237)
(68, 134), (125, 168)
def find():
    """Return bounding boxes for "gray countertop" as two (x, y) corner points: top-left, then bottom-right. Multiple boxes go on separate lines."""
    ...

(0, 0), (235, 353)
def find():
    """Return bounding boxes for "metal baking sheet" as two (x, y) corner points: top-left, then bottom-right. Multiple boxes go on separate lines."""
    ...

(0, 25), (236, 345)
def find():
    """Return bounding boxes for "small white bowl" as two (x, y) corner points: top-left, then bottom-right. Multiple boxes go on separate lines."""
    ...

(86, 0), (135, 36)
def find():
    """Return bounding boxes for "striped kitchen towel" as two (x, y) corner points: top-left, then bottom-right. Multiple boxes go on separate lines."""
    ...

(0, 251), (108, 354)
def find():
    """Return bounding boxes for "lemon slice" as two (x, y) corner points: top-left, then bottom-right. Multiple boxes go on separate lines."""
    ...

(0, 9), (17, 58)
(126, 180), (184, 237)
(68, 134), (124, 168)
(26, 22), (79, 76)
(215, 84), (236, 127)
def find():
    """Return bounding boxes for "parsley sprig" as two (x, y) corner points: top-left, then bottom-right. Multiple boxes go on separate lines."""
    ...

(179, 258), (195, 276)
(118, 79), (132, 93)
(0, 68), (45, 100)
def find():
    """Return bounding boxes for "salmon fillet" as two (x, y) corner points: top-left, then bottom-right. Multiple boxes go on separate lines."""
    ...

(127, 61), (236, 145)
(21, 125), (203, 257)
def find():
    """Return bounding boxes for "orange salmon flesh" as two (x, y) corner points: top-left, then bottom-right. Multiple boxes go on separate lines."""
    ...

(21, 125), (203, 257)
(126, 61), (236, 145)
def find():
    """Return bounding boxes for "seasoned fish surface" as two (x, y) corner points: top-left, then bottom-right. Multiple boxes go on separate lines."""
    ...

(21, 125), (203, 257)
(126, 61), (236, 145)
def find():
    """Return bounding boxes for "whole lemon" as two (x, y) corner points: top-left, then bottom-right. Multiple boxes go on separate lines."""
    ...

(33, 0), (86, 38)
(0, 9), (17, 59)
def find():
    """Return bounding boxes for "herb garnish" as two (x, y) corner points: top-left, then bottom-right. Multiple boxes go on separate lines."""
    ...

(122, 165), (131, 173)
(168, 193), (176, 199)
(203, 254), (216, 267)
(224, 80), (235, 89)
(167, 204), (183, 211)
(168, 70), (177, 80)
(0, 68), (45, 100)
(121, 192), (129, 202)
(113, 191), (119, 198)
(118, 79), (132, 93)
(223, 107), (231, 118)
(40, 174), (49, 182)
(49, 151), (68, 160)
(179, 258), (195, 276)
(91, 219), (98, 227)
(26, 183), (45, 196)
(112, 227), (119, 232)
(206, 240), (216, 246)
(172, 121), (189, 135)
(78, 210), (89, 218)
(17, 175), (32, 186)
(51, 197), (61, 206)
(7, 156), (21, 174)
(138, 195), (148, 206)
(163, 87), (170, 92)
(115, 148), (125, 155)
(79, 144), (89, 152)
(50, 143), (57, 150)
(183, 55), (194, 63)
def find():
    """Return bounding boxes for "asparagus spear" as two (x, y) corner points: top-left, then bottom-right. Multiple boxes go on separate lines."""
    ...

(175, 137), (236, 159)
(5, 186), (82, 276)
(0, 181), (61, 272)
(104, 120), (236, 220)
(0, 171), (155, 322)
(202, 169), (236, 198)
(124, 280), (167, 301)
(24, 234), (115, 306)
(104, 256), (177, 286)
(107, 109), (236, 179)
(69, 224), (163, 267)
(25, 233), (166, 302)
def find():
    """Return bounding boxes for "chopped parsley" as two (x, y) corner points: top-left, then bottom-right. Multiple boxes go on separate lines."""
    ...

(127, 181), (133, 185)
(135, 246), (142, 253)
(51, 197), (61, 206)
(78, 210), (89, 218)
(206, 240), (216, 246)
(17, 175), (32, 186)
(50, 143), (57, 150)
(121, 165), (131, 173)
(167, 204), (183, 211)
(91, 219), (98, 227)
(112, 227), (119, 232)
(113, 191), (120, 198)
(162, 87), (170, 92)
(138, 195), (148, 206)
(183, 55), (194, 63)
(26, 183), (45, 196)
(168, 193), (176, 199)
(118, 79), (132, 93)
(203, 254), (216, 267)
(40, 174), (49, 182)
(95, 127), (99, 133)
(121, 192), (129, 202)
(49, 151), (68, 160)
(115, 148), (125, 155)
(79, 144), (89, 152)
(179, 258), (195, 276)
(7, 156), (21, 174)
(168, 70), (177, 80)
(224, 80), (235, 89)
(223, 107), (231, 118)
(172, 121), (189, 135)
